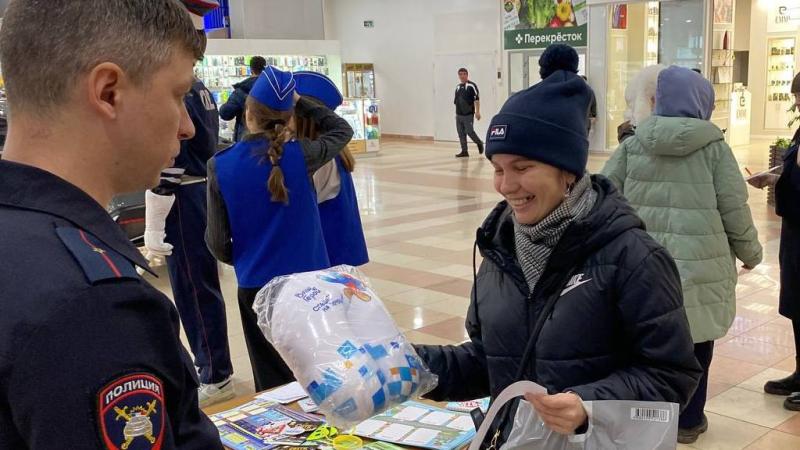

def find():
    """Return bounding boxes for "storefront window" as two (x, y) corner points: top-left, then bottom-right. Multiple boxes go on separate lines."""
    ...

(658, 0), (705, 70)
(604, 0), (705, 148)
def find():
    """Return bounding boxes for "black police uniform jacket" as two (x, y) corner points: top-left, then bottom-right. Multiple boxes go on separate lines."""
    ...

(0, 161), (222, 449)
(416, 176), (702, 412)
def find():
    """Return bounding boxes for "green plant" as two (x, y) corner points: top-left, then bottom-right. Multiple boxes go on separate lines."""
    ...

(773, 137), (792, 149)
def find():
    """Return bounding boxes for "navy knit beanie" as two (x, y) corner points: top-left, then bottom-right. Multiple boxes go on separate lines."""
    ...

(485, 70), (591, 177)
(539, 44), (579, 79)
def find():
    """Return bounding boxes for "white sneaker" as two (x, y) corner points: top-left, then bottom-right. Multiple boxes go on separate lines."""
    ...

(199, 377), (235, 408)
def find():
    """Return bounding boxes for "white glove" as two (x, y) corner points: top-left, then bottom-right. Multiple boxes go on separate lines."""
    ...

(144, 190), (176, 260)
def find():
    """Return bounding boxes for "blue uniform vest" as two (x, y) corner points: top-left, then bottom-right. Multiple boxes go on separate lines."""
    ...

(214, 138), (330, 288)
(318, 157), (369, 266)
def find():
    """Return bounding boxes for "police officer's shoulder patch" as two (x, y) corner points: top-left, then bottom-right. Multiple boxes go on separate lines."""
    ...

(97, 373), (166, 450)
(56, 227), (139, 284)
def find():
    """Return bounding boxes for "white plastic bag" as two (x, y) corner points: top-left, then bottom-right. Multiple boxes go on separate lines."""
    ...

(253, 265), (438, 427)
(471, 381), (679, 450)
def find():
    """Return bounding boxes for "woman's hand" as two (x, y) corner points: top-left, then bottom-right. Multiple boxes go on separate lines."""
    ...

(747, 173), (779, 189)
(525, 392), (587, 435)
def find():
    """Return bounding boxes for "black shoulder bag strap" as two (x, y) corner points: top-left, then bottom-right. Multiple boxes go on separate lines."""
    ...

(481, 265), (582, 450)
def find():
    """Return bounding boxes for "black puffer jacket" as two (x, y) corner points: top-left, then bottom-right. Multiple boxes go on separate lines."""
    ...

(416, 175), (701, 409)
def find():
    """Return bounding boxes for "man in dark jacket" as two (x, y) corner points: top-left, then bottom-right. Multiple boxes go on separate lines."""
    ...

(219, 55), (266, 141)
(0, 0), (223, 447)
(415, 48), (701, 442)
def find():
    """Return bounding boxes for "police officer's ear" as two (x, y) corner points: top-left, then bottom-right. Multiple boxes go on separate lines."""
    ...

(196, 29), (208, 57)
(86, 62), (128, 120)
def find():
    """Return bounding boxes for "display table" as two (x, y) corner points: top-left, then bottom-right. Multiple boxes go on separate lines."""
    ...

(204, 393), (261, 416)
(203, 388), (474, 450)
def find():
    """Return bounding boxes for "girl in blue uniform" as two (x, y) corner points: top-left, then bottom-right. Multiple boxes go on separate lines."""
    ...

(293, 71), (369, 267)
(206, 66), (354, 391)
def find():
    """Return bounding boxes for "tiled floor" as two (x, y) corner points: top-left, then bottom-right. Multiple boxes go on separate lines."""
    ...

(145, 137), (800, 449)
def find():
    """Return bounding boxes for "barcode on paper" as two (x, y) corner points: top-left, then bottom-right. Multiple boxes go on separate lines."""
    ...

(630, 407), (670, 423)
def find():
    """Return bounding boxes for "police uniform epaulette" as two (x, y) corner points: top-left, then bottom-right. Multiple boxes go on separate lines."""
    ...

(56, 226), (140, 284)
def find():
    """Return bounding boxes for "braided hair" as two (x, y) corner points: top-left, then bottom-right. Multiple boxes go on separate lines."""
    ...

(244, 96), (294, 203)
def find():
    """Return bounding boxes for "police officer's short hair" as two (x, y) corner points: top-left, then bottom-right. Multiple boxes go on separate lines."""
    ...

(0, 0), (204, 116)
(458, 68), (469, 75)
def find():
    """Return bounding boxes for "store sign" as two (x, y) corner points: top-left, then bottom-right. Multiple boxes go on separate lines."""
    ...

(503, 0), (588, 49)
(732, 90), (751, 124)
(729, 89), (751, 147)
(505, 27), (587, 49)
(767, 0), (800, 33)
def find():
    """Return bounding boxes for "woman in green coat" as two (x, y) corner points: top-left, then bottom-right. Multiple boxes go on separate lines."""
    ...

(602, 66), (763, 444)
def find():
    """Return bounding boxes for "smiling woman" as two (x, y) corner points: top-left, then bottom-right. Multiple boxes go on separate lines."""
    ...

(491, 155), (578, 226)
(413, 44), (702, 445)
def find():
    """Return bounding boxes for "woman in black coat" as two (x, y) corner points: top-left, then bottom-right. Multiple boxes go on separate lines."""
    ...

(749, 73), (800, 412)
(414, 47), (701, 441)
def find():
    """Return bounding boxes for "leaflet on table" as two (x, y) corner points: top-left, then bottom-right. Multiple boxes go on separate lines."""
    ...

(257, 381), (310, 404)
(298, 397), (321, 413)
(445, 398), (490, 414)
(210, 398), (326, 450)
(353, 401), (476, 450)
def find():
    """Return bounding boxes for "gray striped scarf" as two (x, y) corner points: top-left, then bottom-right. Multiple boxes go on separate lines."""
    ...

(514, 175), (597, 292)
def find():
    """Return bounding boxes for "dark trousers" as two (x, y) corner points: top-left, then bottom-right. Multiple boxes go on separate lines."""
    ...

(237, 287), (295, 391)
(456, 114), (483, 153)
(165, 183), (233, 385)
(679, 341), (714, 429)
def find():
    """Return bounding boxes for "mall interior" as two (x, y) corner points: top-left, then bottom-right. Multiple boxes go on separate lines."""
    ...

(4, 0), (800, 448)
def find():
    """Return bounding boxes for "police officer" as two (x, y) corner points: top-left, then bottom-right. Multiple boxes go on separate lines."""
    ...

(144, 0), (235, 408)
(0, 1), (223, 448)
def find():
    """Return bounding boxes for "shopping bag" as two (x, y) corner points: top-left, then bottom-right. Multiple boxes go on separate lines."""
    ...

(470, 381), (678, 450)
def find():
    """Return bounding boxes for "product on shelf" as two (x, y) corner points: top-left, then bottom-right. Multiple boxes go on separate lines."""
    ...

(764, 38), (796, 128)
(196, 54), (329, 94)
(335, 98), (381, 153)
(194, 54), (330, 143)
(766, 46), (795, 103)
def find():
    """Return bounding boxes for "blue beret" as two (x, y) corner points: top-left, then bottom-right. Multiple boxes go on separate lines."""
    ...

(249, 66), (296, 112)
(293, 71), (343, 110)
